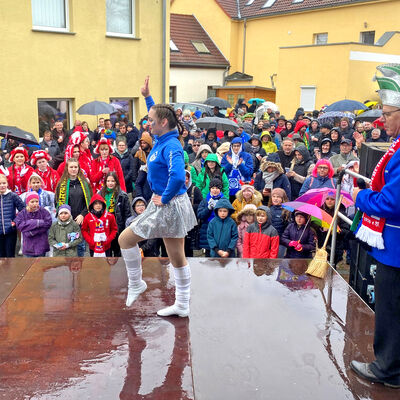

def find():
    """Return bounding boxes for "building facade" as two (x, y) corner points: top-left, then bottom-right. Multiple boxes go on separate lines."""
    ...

(0, 0), (169, 137)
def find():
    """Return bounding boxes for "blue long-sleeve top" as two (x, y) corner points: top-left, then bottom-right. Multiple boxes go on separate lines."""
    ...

(355, 137), (400, 267)
(147, 129), (186, 204)
(145, 95), (155, 111)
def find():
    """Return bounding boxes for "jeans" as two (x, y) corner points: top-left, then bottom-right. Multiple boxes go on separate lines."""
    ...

(77, 241), (86, 257)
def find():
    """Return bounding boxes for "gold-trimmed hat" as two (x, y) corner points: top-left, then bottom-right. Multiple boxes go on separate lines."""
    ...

(374, 63), (400, 107)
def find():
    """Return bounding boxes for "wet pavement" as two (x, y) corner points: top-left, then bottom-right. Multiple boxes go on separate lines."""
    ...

(0, 257), (397, 399)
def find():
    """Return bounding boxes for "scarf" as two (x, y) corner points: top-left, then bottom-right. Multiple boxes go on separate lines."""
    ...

(105, 189), (116, 213)
(355, 136), (400, 249)
(98, 157), (109, 190)
(262, 171), (280, 189)
(231, 148), (241, 168)
(90, 212), (108, 256)
(13, 165), (23, 195)
(58, 177), (90, 210)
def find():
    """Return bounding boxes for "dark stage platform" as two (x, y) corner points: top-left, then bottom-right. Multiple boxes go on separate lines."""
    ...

(0, 257), (397, 399)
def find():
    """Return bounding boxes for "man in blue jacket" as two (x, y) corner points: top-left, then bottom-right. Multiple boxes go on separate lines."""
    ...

(350, 63), (400, 388)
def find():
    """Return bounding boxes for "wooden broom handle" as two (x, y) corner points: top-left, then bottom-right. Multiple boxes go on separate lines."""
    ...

(322, 195), (343, 249)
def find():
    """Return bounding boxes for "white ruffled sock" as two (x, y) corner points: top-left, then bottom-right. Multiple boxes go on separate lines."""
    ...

(157, 265), (191, 317)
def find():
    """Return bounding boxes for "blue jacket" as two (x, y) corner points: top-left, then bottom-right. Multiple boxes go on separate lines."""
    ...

(0, 190), (25, 235)
(147, 129), (186, 204)
(356, 139), (400, 268)
(299, 175), (336, 197)
(207, 198), (238, 257)
(269, 205), (290, 236)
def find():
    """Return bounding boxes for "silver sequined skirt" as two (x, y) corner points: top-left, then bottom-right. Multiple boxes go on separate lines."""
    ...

(129, 193), (197, 239)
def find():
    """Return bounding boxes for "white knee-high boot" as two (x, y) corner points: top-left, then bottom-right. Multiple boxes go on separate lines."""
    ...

(121, 245), (147, 307)
(157, 265), (191, 317)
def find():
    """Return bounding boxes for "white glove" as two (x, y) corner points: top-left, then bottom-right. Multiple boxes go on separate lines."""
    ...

(208, 198), (217, 210)
(0, 165), (9, 176)
(20, 166), (29, 177)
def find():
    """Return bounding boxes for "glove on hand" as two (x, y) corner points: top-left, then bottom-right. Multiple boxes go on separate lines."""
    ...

(288, 241), (297, 247)
(295, 243), (303, 252)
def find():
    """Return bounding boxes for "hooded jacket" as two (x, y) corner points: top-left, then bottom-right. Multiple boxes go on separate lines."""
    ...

(243, 206), (279, 258)
(290, 145), (314, 199)
(207, 198), (238, 257)
(81, 194), (118, 251)
(114, 148), (135, 193)
(260, 131), (278, 154)
(196, 153), (230, 199)
(247, 134), (267, 173)
(299, 160), (336, 196)
(231, 187), (263, 222)
(281, 222), (316, 259)
(91, 154), (126, 192)
(132, 131), (153, 183)
(48, 216), (82, 257)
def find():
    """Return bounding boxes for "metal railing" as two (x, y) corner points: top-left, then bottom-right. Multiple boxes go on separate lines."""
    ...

(330, 169), (371, 268)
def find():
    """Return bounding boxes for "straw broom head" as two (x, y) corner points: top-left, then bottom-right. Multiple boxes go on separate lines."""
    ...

(306, 195), (343, 279)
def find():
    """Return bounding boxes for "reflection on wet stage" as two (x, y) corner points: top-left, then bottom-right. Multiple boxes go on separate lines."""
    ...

(0, 257), (396, 399)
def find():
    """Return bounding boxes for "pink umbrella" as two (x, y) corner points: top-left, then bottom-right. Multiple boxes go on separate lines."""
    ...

(282, 201), (334, 225)
(296, 188), (354, 208)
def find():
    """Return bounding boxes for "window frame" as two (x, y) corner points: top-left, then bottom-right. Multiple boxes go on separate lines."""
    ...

(299, 86), (316, 112)
(31, 0), (70, 33)
(360, 31), (375, 45)
(313, 32), (328, 45)
(106, 0), (136, 39)
(37, 98), (73, 137)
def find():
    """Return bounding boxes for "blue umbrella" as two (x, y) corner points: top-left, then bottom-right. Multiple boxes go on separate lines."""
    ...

(77, 101), (115, 115)
(317, 111), (355, 125)
(325, 100), (368, 112)
(248, 98), (265, 105)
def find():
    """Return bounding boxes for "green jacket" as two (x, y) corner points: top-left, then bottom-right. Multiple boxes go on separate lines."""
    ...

(48, 218), (83, 257)
(195, 153), (230, 198)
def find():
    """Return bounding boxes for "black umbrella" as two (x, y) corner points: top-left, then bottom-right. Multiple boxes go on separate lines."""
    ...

(324, 99), (368, 112)
(204, 97), (231, 109)
(76, 101), (115, 115)
(0, 125), (38, 145)
(357, 109), (382, 122)
(195, 117), (239, 131)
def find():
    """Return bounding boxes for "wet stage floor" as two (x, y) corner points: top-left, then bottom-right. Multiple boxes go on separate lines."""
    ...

(0, 257), (397, 399)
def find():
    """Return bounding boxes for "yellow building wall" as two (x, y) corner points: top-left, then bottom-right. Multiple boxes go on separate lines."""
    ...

(0, 0), (168, 136)
(276, 33), (400, 116)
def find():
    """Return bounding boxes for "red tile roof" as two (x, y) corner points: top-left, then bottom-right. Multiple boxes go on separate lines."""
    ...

(216, 0), (376, 19)
(170, 14), (229, 68)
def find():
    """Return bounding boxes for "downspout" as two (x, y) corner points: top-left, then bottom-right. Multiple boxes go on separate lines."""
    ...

(162, 0), (167, 103)
(242, 18), (247, 73)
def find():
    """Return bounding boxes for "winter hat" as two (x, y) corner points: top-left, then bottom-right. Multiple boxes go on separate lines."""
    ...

(69, 131), (88, 146)
(237, 203), (257, 220)
(58, 204), (71, 216)
(194, 110), (202, 119)
(26, 192), (39, 204)
(294, 211), (308, 219)
(28, 173), (44, 185)
(73, 125), (83, 133)
(9, 147), (29, 163)
(64, 144), (80, 162)
(30, 150), (51, 166)
(271, 188), (286, 200)
(209, 177), (223, 190)
(240, 184), (255, 194)
(182, 109), (191, 117)
(94, 138), (114, 155)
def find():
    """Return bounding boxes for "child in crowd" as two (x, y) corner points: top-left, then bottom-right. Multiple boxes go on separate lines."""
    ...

(81, 194), (118, 257)
(236, 204), (257, 257)
(125, 197), (160, 257)
(20, 173), (56, 220)
(243, 206), (279, 258)
(30, 150), (60, 192)
(197, 178), (224, 256)
(48, 204), (82, 257)
(40, 129), (60, 159)
(15, 192), (52, 257)
(269, 188), (291, 258)
(281, 211), (316, 259)
(207, 198), (238, 258)
(0, 174), (25, 257)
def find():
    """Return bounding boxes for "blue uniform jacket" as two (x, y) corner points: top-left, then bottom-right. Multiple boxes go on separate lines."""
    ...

(147, 129), (186, 204)
(356, 140), (400, 268)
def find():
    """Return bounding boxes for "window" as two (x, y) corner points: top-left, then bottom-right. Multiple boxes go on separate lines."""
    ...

(106, 0), (135, 37)
(292, 0), (304, 3)
(246, 0), (256, 5)
(31, 0), (69, 31)
(262, 0), (277, 8)
(169, 87), (177, 103)
(360, 31), (375, 45)
(207, 86), (216, 98)
(109, 99), (134, 124)
(38, 100), (71, 137)
(314, 33), (328, 45)
(227, 94), (235, 106)
(300, 86), (316, 111)
(170, 39), (179, 52)
(191, 41), (210, 54)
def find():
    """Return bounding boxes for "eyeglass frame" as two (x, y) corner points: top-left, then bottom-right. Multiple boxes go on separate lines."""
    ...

(381, 108), (400, 119)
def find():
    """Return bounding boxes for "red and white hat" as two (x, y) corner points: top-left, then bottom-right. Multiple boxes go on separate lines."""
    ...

(69, 131), (88, 146)
(64, 144), (80, 162)
(30, 150), (51, 166)
(94, 138), (114, 155)
(9, 147), (29, 163)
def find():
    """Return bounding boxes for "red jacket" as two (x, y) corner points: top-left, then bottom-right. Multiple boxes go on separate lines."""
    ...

(36, 167), (60, 192)
(81, 194), (118, 252)
(91, 155), (126, 192)
(6, 164), (35, 195)
(243, 221), (279, 259)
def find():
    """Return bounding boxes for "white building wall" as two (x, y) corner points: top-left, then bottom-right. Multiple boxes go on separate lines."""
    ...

(170, 67), (225, 102)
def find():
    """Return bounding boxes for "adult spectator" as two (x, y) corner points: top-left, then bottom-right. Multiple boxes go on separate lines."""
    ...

(329, 138), (359, 176)
(366, 128), (386, 143)
(187, 138), (203, 163)
(51, 121), (70, 169)
(277, 138), (295, 170)
(40, 129), (60, 159)
(190, 143), (212, 183)
(213, 106), (225, 118)
(114, 137), (135, 194)
(117, 123), (138, 150)
(275, 115), (287, 135)
(299, 159), (336, 196)
(280, 119), (295, 138)
(204, 128), (219, 153)
(247, 135), (267, 174)
(339, 117), (355, 144)
(314, 137), (335, 162)
(132, 132), (153, 188)
(329, 128), (342, 154)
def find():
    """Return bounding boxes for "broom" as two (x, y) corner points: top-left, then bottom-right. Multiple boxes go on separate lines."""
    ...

(306, 195), (343, 279)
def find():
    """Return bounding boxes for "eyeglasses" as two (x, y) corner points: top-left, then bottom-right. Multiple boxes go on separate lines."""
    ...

(317, 166), (329, 170)
(381, 108), (400, 119)
(192, 144), (200, 147)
